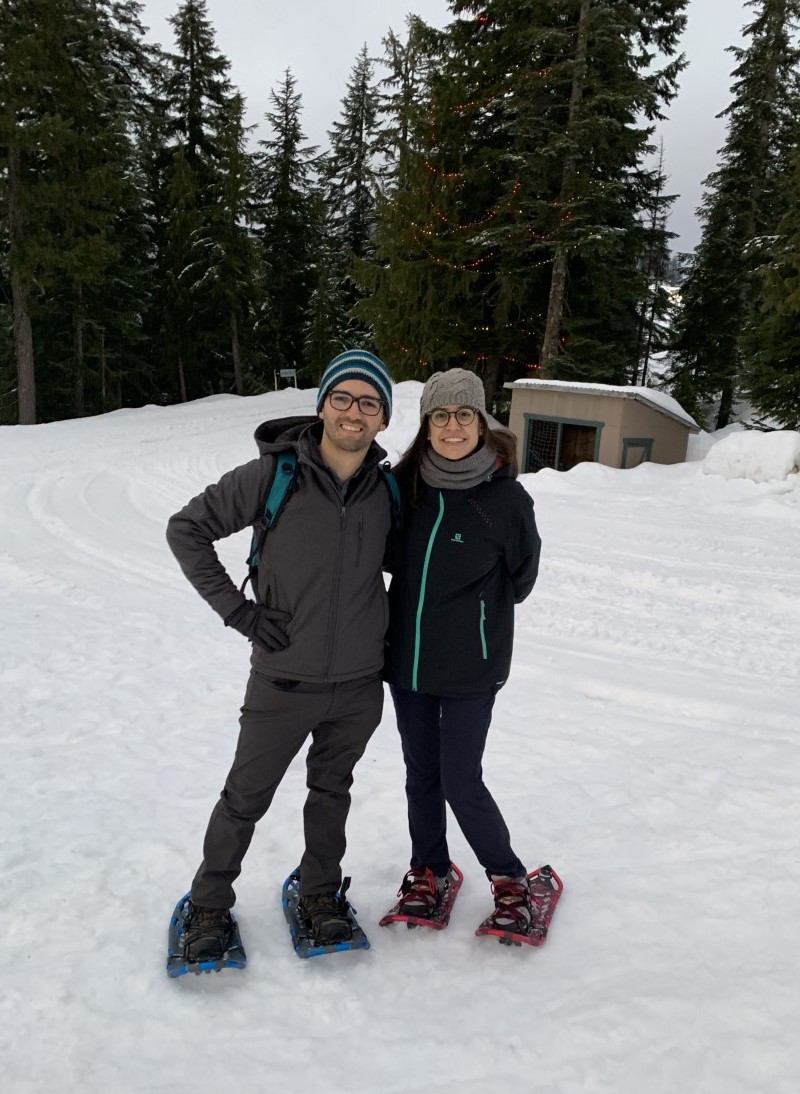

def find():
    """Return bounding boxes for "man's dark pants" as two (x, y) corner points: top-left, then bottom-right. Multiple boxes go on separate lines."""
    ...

(191, 671), (383, 908)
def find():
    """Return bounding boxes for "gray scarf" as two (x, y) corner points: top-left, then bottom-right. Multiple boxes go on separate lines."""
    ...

(419, 443), (497, 491)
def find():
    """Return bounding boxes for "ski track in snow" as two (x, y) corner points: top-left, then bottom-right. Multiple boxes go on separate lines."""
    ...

(1, 386), (799, 1094)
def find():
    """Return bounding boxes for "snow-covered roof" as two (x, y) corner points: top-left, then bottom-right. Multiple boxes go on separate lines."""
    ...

(505, 378), (700, 431)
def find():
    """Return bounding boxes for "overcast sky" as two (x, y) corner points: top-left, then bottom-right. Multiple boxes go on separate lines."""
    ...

(138, 0), (750, 253)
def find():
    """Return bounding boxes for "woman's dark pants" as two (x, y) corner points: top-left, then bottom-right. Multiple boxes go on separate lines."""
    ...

(390, 686), (526, 879)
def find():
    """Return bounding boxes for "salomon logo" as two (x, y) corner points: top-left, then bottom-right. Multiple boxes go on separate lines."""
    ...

(451, 532), (464, 543)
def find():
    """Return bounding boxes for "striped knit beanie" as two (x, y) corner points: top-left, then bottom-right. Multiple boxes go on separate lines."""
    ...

(316, 349), (394, 422)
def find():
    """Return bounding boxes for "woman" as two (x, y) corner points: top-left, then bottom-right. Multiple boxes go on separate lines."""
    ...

(384, 368), (542, 936)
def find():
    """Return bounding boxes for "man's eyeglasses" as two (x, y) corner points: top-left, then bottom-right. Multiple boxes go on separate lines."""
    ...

(327, 390), (384, 416)
(429, 406), (477, 428)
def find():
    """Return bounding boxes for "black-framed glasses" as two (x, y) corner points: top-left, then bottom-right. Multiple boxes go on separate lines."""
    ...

(429, 406), (477, 427)
(327, 389), (384, 416)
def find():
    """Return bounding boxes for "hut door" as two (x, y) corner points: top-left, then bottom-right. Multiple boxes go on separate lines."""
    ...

(559, 424), (597, 471)
(525, 417), (600, 472)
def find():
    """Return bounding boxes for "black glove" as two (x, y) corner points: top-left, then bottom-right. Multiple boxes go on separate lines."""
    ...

(224, 602), (291, 653)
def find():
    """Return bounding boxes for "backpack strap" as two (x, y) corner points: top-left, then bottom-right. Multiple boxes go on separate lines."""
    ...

(242, 454), (400, 600)
(378, 462), (402, 528)
(263, 451), (299, 527)
(242, 452), (299, 599)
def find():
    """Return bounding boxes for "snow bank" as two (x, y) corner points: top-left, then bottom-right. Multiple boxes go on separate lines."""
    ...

(702, 429), (800, 483)
(686, 423), (745, 462)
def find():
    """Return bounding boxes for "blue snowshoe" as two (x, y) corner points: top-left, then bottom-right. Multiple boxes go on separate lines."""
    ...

(282, 869), (370, 959)
(167, 893), (246, 978)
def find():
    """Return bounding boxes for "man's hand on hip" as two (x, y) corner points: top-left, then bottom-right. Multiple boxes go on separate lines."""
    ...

(224, 602), (291, 653)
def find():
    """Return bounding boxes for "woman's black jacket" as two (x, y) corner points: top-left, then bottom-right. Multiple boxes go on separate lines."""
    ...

(384, 465), (541, 698)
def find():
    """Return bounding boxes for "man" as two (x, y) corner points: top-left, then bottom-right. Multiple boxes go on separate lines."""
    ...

(166, 349), (394, 962)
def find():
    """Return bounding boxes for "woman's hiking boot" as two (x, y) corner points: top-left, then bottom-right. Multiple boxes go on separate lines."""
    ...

(396, 866), (447, 918)
(485, 875), (533, 934)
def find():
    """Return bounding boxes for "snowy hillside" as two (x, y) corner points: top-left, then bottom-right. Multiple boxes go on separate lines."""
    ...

(1, 384), (798, 1094)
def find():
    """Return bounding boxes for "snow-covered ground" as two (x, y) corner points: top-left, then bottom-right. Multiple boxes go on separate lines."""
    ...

(1, 384), (798, 1094)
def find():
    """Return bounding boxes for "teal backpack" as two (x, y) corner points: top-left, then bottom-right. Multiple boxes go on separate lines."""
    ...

(243, 451), (400, 598)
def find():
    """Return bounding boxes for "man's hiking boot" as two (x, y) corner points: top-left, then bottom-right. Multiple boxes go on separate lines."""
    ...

(183, 902), (235, 963)
(299, 886), (353, 945)
(486, 875), (533, 934)
(397, 866), (447, 918)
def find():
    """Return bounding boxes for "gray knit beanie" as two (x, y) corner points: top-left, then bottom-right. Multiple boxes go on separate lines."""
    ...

(420, 368), (486, 419)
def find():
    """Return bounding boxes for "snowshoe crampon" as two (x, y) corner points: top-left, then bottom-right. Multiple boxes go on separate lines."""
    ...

(475, 865), (563, 948)
(282, 869), (370, 959)
(166, 894), (246, 978)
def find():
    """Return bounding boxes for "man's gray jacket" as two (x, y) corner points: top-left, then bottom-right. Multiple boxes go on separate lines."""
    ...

(166, 415), (392, 683)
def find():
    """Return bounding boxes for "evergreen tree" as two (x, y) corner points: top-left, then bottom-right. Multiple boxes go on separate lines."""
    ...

(321, 45), (382, 344)
(254, 70), (318, 377)
(0, 0), (154, 423)
(742, 148), (800, 428)
(633, 143), (677, 386)
(0, 0), (43, 423)
(325, 46), (381, 263)
(669, 0), (800, 428)
(138, 60), (180, 402)
(496, 0), (686, 384)
(193, 93), (259, 396)
(167, 0), (229, 161)
(358, 2), (686, 402)
(375, 17), (441, 182)
(303, 202), (348, 380)
(355, 16), (479, 383)
(83, 2), (155, 417)
(51, 0), (153, 419)
(154, 0), (250, 402)
(161, 144), (203, 402)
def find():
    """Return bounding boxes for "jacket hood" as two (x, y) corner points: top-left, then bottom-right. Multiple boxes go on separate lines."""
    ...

(253, 415), (318, 455)
(253, 414), (388, 466)
(491, 458), (516, 481)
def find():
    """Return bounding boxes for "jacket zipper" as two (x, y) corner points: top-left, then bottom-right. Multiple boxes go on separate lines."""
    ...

(479, 596), (488, 660)
(412, 491), (445, 692)
(323, 504), (347, 679)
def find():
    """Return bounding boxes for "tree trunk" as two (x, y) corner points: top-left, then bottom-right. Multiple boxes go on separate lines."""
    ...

(639, 291), (658, 388)
(7, 121), (36, 424)
(230, 309), (244, 395)
(99, 327), (107, 410)
(716, 378), (734, 430)
(10, 268), (35, 425)
(538, 0), (591, 377)
(481, 355), (502, 414)
(635, 143), (667, 386)
(73, 281), (85, 417)
(539, 251), (569, 377)
(177, 353), (188, 403)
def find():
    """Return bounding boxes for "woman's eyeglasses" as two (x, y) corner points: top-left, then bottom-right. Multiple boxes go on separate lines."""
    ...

(429, 406), (477, 427)
(327, 390), (384, 416)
